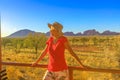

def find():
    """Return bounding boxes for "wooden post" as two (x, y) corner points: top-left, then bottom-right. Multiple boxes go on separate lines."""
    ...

(0, 14), (2, 80)
(69, 68), (73, 80)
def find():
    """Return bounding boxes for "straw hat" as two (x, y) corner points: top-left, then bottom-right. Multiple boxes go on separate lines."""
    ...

(48, 22), (64, 35)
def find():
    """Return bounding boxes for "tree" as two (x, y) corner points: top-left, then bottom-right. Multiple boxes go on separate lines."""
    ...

(92, 37), (98, 46)
(11, 38), (23, 53)
(80, 37), (89, 46)
(2, 38), (11, 49)
(26, 33), (47, 54)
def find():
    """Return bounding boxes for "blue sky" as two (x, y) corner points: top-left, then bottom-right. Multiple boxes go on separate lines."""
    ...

(1, 0), (120, 37)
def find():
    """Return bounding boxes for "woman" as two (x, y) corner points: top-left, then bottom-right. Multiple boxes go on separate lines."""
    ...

(32, 22), (88, 80)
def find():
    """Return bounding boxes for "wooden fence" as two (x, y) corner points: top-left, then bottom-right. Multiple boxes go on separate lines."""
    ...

(1, 62), (120, 80)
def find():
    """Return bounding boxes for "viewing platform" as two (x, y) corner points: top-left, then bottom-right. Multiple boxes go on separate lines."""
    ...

(1, 62), (120, 80)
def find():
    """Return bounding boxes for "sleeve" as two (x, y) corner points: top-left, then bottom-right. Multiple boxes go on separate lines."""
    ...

(46, 37), (52, 45)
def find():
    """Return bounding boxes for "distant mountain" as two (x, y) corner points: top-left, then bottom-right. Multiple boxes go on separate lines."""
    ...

(101, 30), (120, 35)
(64, 32), (75, 36)
(83, 29), (100, 35)
(7, 29), (35, 38)
(6, 29), (120, 38)
(46, 32), (50, 36)
(75, 32), (82, 36)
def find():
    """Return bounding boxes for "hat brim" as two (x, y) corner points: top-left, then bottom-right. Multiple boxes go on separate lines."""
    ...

(48, 23), (52, 28)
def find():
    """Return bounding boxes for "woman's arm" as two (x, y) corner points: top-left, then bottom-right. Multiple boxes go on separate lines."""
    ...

(64, 41), (85, 68)
(32, 45), (48, 66)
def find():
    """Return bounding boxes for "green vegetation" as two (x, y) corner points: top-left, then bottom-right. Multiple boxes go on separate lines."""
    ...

(2, 35), (120, 80)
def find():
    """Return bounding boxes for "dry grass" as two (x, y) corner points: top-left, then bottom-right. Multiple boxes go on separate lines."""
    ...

(2, 35), (120, 80)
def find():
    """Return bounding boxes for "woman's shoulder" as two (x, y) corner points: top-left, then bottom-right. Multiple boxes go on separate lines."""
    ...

(60, 36), (68, 42)
(46, 36), (53, 42)
(61, 36), (67, 39)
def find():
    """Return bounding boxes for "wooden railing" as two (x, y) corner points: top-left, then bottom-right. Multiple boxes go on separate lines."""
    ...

(1, 62), (120, 80)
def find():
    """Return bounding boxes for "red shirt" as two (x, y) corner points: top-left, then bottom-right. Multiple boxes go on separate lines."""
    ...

(46, 36), (68, 71)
